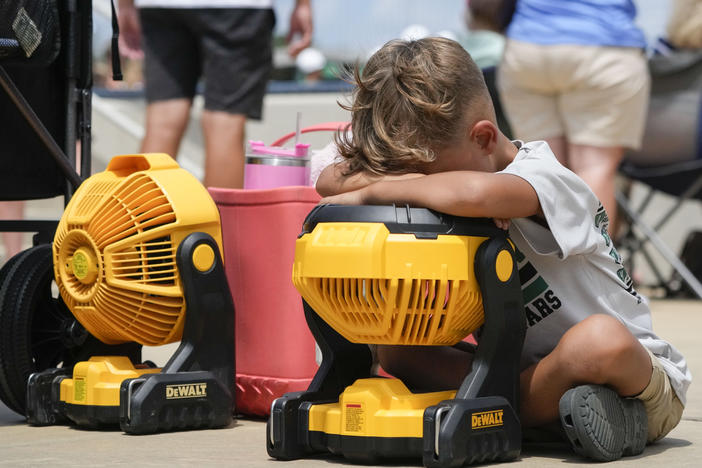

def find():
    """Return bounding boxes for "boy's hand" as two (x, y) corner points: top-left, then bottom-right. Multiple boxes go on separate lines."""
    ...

(493, 218), (511, 230)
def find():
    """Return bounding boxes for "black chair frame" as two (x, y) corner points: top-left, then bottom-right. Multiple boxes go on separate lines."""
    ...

(0, 0), (92, 245)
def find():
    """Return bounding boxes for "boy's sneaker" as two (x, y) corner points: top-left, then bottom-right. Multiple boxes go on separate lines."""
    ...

(558, 384), (648, 462)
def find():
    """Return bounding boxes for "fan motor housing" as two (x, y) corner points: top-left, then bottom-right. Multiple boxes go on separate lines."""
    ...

(292, 205), (510, 346)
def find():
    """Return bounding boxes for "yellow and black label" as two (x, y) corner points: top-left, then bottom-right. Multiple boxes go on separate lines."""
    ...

(344, 403), (365, 433)
(73, 377), (86, 402)
(165, 382), (207, 399)
(471, 409), (504, 429)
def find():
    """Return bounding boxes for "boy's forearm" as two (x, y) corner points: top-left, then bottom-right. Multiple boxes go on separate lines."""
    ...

(318, 168), (538, 221)
(316, 163), (382, 196)
(316, 163), (426, 197)
(360, 172), (541, 219)
(362, 174), (469, 213)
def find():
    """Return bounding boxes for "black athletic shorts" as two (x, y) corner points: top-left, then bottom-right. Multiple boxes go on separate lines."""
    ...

(139, 8), (275, 119)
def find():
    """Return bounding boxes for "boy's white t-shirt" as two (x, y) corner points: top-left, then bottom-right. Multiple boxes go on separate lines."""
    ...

(499, 140), (692, 405)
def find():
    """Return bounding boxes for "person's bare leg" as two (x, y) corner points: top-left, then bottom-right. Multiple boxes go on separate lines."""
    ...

(544, 136), (569, 167)
(201, 110), (246, 189)
(568, 144), (625, 232)
(376, 344), (474, 392)
(140, 98), (192, 158)
(0, 201), (24, 259)
(519, 314), (652, 428)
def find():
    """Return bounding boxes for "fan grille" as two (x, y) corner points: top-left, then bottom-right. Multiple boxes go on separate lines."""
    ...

(295, 276), (483, 345)
(52, 155), (220, 346)
(292, 222), (487, 345)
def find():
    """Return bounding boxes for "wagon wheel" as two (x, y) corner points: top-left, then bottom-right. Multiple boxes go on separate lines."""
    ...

(0, 244), (141, 415)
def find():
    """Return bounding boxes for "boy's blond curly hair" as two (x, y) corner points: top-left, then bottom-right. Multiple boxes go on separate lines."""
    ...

(336, 37), (490, 175)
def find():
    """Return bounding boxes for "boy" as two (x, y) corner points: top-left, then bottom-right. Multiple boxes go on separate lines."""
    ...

(316, 37), (690, 462)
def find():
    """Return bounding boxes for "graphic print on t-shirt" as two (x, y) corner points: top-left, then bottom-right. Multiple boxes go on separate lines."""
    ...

(514, 248), (562, 327)
(595, 203), (643, 304)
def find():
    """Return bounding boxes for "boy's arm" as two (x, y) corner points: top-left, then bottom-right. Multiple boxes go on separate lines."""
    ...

(320, 171), (542, 219)
(316, 163), (382, 196)
(316, 162), (424, 196)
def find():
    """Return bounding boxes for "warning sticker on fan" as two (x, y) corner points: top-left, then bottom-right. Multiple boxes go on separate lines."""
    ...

(344, 403), (365, 433)
(73, 377), (86, 402)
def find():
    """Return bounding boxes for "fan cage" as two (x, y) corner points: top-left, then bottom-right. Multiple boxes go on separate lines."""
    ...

(294, 275), (484, 345)
(292, 221), (488, 346)
(52, 156), (222, 347)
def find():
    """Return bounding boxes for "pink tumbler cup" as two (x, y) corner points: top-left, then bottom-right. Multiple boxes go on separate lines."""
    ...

(244, 141), (311, 189)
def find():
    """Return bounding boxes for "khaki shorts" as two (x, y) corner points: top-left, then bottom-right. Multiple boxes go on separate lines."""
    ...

(637, 348), (685, 443)
(498, 40), (650, 150)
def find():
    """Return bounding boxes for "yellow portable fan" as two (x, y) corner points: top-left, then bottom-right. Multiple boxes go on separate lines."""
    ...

(267, 205), (526, 467)
(26, 154), (235, 434)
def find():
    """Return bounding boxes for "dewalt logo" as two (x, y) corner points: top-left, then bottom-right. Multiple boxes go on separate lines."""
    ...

(471, 409), (504, 429)
(165, 383), (207, 399)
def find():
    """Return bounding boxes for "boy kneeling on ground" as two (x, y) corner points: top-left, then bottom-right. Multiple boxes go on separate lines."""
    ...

(316, 37), (691, 462)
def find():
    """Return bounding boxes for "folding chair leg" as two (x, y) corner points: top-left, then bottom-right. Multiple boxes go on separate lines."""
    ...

(640, 244), (671, 291)
(616, 190), (702, 299)
(652, 176), (702, 232)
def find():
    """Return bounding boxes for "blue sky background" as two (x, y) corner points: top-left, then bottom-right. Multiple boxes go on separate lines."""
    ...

(274, 0), (672, 61)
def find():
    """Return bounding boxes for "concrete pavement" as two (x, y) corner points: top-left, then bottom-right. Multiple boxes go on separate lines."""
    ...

(1, 299), (700, 467)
